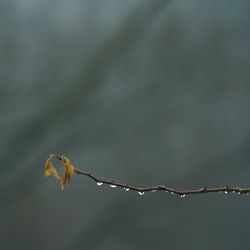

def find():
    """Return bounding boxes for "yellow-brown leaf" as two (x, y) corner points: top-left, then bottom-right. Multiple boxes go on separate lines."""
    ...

(44, 154), (60, 179)
(60, 155), (75, 190)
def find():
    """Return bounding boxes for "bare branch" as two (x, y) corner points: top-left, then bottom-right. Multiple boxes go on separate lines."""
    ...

(52, 155), (250, 196)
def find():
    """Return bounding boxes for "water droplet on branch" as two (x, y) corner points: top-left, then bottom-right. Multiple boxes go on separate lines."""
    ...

(97, 182), (103, 186)
(138, 192), (144, 196)
(109, 184), (117, 188)
(124, 188), (130, 191)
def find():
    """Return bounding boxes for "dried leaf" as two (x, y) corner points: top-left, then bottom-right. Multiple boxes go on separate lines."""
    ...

(60, 155), (75, 190)
(44, 154), (60, 179)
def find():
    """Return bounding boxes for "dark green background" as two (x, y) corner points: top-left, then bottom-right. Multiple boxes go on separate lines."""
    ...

(1, 1), (250, 249)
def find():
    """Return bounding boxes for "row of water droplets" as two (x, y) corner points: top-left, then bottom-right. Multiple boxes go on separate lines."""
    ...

(96, 182), (246, 196)
(96, 181), (145, 195)
(96, 182), (182, 196)
(96, 182), (194, 197)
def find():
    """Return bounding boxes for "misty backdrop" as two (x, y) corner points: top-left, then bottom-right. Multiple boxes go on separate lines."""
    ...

(1, 1), (250, 250)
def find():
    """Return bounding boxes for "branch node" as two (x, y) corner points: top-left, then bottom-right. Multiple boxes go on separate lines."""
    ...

(157, 185), (166, 191)
(200, 187), (207, 193)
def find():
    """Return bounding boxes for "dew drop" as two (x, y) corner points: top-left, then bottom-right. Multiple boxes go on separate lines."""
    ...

(124, 188), (130, 191)
(109, 184), (117, 188)
(138, 191), (144, 196)
(151, 190), (157, 192)
(97, 182), (103, 186)
(224, 191), (228, 194)
(170, 192), (174, 195)
(181, 194), (186, 198)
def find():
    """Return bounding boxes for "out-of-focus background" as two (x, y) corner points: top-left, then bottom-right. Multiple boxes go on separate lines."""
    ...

(1, 1), (250, 249)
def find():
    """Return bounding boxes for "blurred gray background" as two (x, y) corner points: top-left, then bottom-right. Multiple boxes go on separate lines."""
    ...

(1, 0), (250, 249)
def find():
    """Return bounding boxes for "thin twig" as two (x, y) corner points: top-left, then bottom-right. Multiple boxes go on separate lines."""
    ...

(53, 155), (250, 196)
